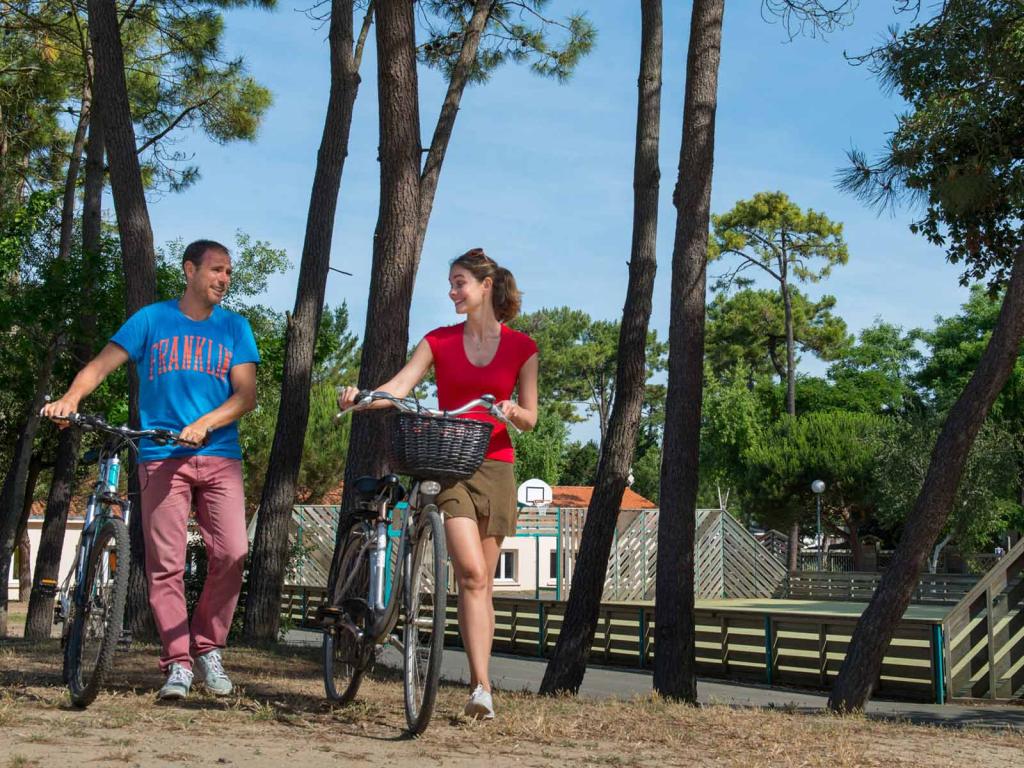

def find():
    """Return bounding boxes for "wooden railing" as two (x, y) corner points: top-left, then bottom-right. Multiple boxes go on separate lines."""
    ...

(943, 536), (1024, 701)
(785, 571), (978, 606)
(283, 586), (944, 703)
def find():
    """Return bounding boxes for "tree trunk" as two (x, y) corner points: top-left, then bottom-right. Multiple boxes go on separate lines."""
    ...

(781, 264), (801, 572)
(244, 0), (365, 642)
(24, 428), (82, 640)
(0, 343), (59, 637)
(829, 248), (1024, 712)
(413, 0), (492, 257)
(89, 0), (159, 635)
(25, 106), (105, 642)
(0, 71), (92, 635)
(17, 528), (31, 604)
(788, 520), (800, 572)
(338, 0), (422, 527)
(654, 0), (724, 702)
(848, 519), (862, 571)
(539, 0), (662, 696)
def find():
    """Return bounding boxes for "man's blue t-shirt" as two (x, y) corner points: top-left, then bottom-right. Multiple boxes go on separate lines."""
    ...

(111, 300), (260, 461)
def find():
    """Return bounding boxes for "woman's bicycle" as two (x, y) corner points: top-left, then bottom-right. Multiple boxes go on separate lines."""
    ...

(320, 391), (513, 734)
(44, 412), (194, 707)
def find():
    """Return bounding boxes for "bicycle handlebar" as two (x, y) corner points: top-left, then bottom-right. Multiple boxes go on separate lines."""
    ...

(48, 412), (201, 447)
(338, 390), (520, 433)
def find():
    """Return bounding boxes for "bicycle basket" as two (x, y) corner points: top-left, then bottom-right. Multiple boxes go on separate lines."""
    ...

(386, 411), (493, 480)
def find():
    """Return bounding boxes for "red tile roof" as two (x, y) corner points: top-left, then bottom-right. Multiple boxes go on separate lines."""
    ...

(550, 485), (656, 510)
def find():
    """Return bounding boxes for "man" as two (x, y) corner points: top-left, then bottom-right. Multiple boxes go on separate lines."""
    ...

(43, 239), (259, 700)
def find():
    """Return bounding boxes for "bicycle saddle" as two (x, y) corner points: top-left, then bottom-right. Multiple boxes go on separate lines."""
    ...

(353, 474), (406, 506)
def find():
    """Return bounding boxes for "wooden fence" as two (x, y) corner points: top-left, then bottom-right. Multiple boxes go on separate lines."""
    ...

(283, 586), (944, 703)
(944, 536), (1024, 701)
(785, 571), (978, 606)
(604, 509), (787, 601)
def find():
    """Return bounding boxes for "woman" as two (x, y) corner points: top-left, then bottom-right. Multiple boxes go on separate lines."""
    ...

(338, 248), (538, 720)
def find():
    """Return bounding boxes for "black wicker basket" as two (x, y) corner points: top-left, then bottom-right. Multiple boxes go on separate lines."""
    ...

(386, 411), (494, 480)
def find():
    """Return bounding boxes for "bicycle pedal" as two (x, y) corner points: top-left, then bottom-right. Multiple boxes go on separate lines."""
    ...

(341, 597), (371, 622)
(316, 605), (342, 627)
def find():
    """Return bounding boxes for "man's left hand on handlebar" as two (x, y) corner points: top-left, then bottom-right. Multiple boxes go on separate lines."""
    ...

(41, 396), (80, 427)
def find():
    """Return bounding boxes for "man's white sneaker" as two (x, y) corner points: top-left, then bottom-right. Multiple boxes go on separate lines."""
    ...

(157, 663), (193, 700)
(195, 649), (233, 696)
(464, 684), (495, 720)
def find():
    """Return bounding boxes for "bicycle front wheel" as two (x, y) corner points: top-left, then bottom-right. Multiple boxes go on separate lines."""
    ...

(323, 518), (371, 704)
(63, 516), (130, 708)
(402, 508), (448, 734)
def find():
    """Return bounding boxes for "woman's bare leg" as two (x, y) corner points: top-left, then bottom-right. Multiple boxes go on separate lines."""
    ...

(445, 516), (503, 692)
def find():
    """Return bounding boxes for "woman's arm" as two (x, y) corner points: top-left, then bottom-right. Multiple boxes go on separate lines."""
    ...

(337, 338), (434, 410)
(499, 352), (538, 431)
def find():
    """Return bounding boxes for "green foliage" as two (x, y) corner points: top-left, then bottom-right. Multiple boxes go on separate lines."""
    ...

(709, 190), (849, 289)
(510, 307), (666, 437)
(700, 366), (769, 502)
(705, 287), (850, 382)
(630, 445), (661, 505)
(917, 285), (1024, 422)
(873, 418), (1024, 554)
(824, 320), (923, 414)
(419, 1), (596, 83)
(559, 440), (598, 486)
(512, 405), (568, 484)
(741, 410), (887, 539)
(840, 0), (1024, 286)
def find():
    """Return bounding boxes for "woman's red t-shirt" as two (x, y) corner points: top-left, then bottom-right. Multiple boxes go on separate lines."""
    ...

(424, 323), (538, 463)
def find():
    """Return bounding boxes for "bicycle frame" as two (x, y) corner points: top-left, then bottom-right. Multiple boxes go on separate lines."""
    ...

(333, 481), (440, 648)
(57, 437), (131, 629)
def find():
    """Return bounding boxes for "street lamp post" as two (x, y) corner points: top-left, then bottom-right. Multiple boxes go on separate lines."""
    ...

(812, 480), (826, 571)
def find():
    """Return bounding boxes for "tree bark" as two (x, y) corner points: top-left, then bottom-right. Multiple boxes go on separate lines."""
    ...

(14, 456), (41, 603)
(539, 0), (662, 696)
(17, 528), (31, 603)
(654, 0), (724, 702)
(0, 342), (59, 636)
(338, 0), (422, 527)
(0, 71), (92, 635)
(244, 0), (365, 642)
(89, 0), (159, 636)
(829, 248), (1024, 712)
(413, 0), (492, 257)
(25, 105), (105, 641)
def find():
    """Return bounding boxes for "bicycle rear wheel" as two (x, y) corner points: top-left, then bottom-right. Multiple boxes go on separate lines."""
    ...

(63, 516), (130, 708)
(402, 508), (447, 734)
(323, 518), (371, 704)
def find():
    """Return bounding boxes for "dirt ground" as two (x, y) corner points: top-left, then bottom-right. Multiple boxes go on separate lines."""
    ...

(1, 632), (1022, 768)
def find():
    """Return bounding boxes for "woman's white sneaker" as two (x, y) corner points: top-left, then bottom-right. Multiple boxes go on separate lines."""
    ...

(464, 684), (495, 720)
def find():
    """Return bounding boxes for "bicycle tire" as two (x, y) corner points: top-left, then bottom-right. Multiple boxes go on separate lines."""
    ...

(402, 508), (447, 734)
(323, 517), (371, 704)
(63, 516), (130, 708)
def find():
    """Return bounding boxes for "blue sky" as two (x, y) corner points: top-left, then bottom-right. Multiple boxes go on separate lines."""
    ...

(146, 2), (967, 436)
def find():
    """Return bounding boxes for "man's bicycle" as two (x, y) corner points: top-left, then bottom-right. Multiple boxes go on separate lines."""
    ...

(320, 391), (513, 734)
(43, 412), (194, 708)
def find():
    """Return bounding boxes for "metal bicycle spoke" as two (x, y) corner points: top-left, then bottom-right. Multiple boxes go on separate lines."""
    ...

(63, 517), (130, 708)
(322, 520), (372, 704)
(403, 509), (447, 734)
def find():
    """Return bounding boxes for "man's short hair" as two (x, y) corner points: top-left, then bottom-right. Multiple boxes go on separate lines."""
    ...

(182, 239), (230, 269)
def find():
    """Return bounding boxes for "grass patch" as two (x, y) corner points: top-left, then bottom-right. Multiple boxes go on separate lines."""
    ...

(0, 641), (1020, 767)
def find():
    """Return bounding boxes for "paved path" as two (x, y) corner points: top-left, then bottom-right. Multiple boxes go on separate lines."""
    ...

(285, 629), (1024, 729)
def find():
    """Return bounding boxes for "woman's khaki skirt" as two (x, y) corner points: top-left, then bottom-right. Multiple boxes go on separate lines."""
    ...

(436, 459), (519, 537)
